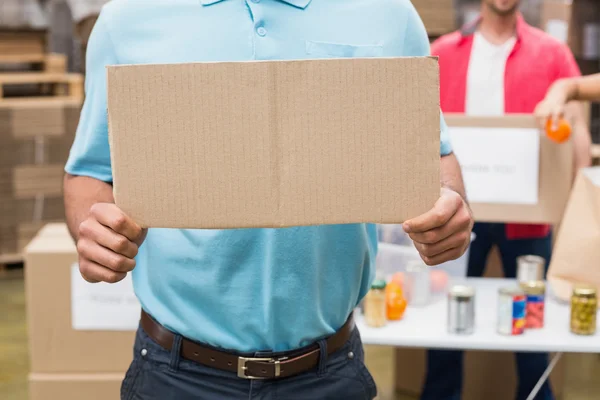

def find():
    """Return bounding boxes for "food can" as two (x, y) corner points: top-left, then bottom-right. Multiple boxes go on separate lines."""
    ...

(570, 284), (597, 336)
(520, 281), (546, 329)
(448, 285), (475, 335)
(405, 261), (431, 306)
(516, 255), (545, 283)
(497, 287), (526, 335)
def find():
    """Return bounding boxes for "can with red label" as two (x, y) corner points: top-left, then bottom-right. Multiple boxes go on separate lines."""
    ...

(520, 281), (546, 329)
(497, 287), (526, 335)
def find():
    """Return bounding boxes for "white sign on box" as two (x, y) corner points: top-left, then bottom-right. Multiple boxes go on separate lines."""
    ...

(71, 264), (141, 330)
(449, 126), (540, 204)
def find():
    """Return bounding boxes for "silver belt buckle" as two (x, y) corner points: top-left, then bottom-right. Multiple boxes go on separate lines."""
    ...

(237, 357), (281, 379)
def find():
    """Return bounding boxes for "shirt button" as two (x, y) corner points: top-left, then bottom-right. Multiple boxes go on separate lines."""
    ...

(257, 27), (267, 37)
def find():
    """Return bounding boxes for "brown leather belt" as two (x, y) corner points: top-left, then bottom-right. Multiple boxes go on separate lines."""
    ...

(140, 310), (355, 380)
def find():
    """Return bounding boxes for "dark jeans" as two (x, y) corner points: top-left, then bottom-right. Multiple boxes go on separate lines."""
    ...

(422, 223), (554, 400)
(121, 323), (377, 400)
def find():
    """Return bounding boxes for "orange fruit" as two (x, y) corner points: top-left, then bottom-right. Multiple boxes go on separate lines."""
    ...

(386, 281), (407, 321)
(546, 118), (571, 143)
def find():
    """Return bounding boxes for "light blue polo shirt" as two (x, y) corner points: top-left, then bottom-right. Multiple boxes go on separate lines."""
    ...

(66, 0), (452, 352)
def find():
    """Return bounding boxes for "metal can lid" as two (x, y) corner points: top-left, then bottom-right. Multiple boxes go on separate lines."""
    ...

(499, 286), (525, 296)
(573, 284), (597, 297)
(449, 284), (475, 299)
(371, 279), (387, 290)
(519, 280), (546, 295)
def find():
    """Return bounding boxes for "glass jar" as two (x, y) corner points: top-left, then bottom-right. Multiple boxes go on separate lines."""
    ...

(570, 284), (597, 336)
(365, 279), (387, 328)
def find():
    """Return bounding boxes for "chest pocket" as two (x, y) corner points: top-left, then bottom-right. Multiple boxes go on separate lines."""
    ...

(305, 40), (384, 58)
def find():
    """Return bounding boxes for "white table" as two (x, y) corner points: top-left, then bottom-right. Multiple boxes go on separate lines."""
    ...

(356, 278), (600, 400)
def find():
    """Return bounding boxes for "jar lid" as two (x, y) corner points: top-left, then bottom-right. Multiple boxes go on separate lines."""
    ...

(573, 284), (597, 297)
(371, 279), (387, 290)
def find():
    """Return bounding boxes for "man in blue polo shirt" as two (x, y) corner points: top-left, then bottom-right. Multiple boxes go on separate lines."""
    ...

(64, 1), (473, 398)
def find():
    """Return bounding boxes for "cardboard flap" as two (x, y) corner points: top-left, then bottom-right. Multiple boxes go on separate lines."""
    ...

(107, 58), (441, 229)
(445, 114), (573, 224)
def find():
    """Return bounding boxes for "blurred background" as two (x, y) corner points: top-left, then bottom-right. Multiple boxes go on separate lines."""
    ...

(0, 0), (599, 399)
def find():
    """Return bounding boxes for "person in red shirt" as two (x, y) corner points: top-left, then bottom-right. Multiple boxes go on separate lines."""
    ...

(422, 1), (591, 400)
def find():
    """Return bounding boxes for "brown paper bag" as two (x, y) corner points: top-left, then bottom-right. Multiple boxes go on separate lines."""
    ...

(548, 167), (600, 307)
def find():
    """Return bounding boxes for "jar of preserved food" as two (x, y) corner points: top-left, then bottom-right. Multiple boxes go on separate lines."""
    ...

(365, 279), (387, 328)
(570, 284), (597, 336)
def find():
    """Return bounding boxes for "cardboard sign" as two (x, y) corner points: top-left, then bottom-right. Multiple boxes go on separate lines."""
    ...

(107, 57), (441, 229)
(449, 126), (539, 205)
(71, 264), (140, 331)
(548, 167), (600, 307)
(445, 115), (573, 224)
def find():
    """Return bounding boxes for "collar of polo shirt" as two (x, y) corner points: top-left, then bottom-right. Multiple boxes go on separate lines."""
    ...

(200, 0), (312, 9)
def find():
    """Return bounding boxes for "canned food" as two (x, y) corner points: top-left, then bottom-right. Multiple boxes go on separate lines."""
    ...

(520, 281), (546, 329)
(448, 285), (475, 335)
(570, 284), (597, 336)
(497, 287), (526, 335)
(516, 255), (545, 283)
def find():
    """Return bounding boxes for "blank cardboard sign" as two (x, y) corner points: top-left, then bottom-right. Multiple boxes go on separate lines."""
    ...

(107, 57), (441, 229)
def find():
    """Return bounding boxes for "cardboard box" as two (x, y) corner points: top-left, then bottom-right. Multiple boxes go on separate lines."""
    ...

(0, 98), (80, 139)
(412, 0), (457, 36)
(36, 222), (70, 237)
(107, 57), (441, 229)
(0, 135), (77, 168)
(445, 115), (573, 224)
(25, 225), (136, 373)
(29, 373), (123, 400)
(0, 30), (47, 56)
(12, 164), (64, 199)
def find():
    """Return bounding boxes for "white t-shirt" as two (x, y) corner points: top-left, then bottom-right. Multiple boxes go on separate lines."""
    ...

(465, 32), (517, 116)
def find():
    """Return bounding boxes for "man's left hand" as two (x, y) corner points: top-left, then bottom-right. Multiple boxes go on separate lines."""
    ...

(403, 188), (474, 266)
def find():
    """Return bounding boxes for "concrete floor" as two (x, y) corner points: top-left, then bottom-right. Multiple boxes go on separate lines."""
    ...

(1, 271), (599, 400)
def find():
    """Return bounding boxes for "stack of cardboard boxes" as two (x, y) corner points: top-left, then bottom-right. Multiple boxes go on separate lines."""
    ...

(0, 99), (81, 258)
(26, 224), (137, 400)
(0, 26), (83, 261)
(0, 30), (47, 60)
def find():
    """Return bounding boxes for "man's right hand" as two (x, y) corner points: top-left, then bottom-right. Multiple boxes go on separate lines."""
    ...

(76, 203), (147, 283)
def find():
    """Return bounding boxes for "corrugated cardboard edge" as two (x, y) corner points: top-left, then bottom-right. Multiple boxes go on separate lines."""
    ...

(445, 114), (573, 224)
